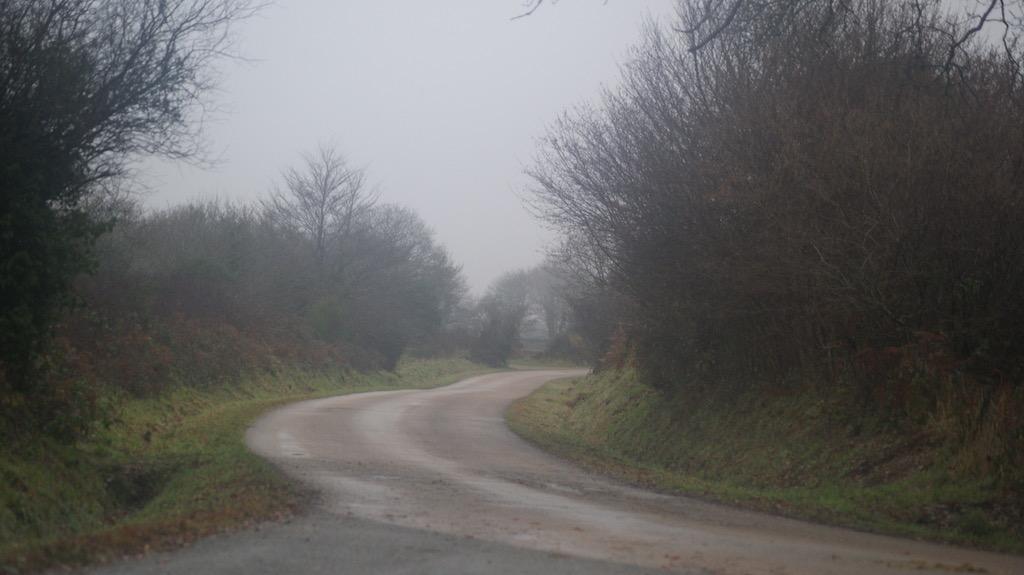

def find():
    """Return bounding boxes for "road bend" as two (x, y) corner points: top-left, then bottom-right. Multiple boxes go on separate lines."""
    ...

(92, 370), (1023, 574)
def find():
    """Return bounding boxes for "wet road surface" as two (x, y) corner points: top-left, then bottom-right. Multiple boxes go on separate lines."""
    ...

(91, 370), (1024, 574)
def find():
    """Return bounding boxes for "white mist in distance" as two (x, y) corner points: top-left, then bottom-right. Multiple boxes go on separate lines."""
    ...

(141, 0), (676, 293)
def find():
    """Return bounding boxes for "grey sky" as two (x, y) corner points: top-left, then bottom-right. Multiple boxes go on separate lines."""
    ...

(142, 0), (676, 293)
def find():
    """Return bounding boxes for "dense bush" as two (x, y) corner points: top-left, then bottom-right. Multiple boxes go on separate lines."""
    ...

(86, 196), (463, 372)
(0, 0), (255, 440)
(531, 0), (1024, 398)
(0, 189), (465, 441)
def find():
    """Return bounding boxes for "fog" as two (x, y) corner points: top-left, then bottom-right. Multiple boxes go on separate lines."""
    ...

(141, 0), (675, 293)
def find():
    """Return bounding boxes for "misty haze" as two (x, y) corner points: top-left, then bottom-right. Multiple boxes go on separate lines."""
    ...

(2, 1), (1023, 574)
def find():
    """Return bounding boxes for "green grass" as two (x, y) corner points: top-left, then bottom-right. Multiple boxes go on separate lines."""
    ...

(1, 358), (494, 573)
(506, 370), (1023, 554)
(507, 357), (587, 370)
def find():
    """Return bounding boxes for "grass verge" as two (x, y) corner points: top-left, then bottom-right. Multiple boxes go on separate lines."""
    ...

(507, 357), (586, 370)
(506, 369), (1023, 554)
(1, 358), (494, 574)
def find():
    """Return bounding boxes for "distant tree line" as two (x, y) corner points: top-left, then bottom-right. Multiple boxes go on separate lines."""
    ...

(530, 0), (1024, 415)
(462, 264), (580, 367)
(8, 146), (467, 440)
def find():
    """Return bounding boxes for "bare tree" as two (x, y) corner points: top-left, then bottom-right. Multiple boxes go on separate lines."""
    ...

(512, 0), (547, 19)
(677, 0), (1024, 84)
(262, 145), (375, 270)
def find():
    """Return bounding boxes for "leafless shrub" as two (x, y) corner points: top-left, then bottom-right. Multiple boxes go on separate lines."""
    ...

(530, 0), (1024, 393)
(262, 145), (375, 270)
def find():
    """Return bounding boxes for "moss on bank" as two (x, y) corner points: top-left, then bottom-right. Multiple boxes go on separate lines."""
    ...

(506, 370), (1023, 553)
(1, 358), (492, 573)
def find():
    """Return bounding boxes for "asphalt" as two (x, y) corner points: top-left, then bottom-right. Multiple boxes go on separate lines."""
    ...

(86, 370), (1024, 574)
(87, 510), (675, 575)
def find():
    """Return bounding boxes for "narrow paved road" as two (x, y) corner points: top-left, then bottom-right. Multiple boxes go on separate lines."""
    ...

(94, 370), (1023, 574)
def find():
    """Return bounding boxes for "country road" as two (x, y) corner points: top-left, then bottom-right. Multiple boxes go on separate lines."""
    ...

(91, 370), (1023, 575)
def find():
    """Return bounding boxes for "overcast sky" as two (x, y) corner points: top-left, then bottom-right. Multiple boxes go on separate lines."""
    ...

(141, 0), (677, 293)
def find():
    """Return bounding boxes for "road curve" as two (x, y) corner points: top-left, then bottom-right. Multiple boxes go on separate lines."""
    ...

(243, 369), (1021, 574)
(90, 370), (1023, 574)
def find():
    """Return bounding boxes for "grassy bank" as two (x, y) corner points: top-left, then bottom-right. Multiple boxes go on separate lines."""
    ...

(507, 358), (586, 370)
(507, 369), (1023, 553)
(1, 358), (492, 573)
